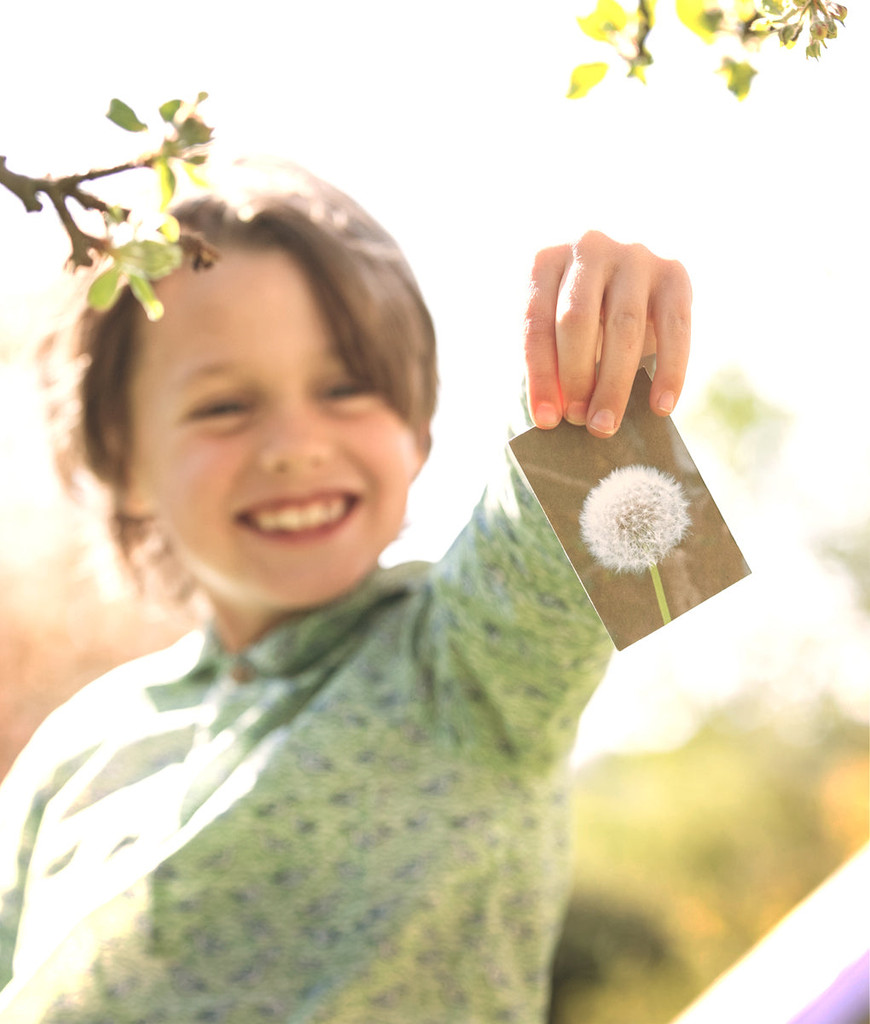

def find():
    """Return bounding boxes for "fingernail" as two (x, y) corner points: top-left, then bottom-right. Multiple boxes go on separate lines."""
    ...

(657, 391), (675, 415)
(535, 402), (561, 429)
(566, 401), (587, 426)
(589, 409), (616, 436)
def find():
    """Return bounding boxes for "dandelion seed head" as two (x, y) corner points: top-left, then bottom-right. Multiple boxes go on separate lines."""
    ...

(579, 464), (691, 574)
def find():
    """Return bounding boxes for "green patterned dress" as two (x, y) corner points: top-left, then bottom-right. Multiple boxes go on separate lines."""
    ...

(0, 448), (611, 1023)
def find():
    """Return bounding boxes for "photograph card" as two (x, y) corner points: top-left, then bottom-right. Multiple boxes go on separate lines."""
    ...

(509, 369), (750, 650)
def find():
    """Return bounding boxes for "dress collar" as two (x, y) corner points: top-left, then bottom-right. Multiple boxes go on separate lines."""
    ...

(190, 562), (428, 684)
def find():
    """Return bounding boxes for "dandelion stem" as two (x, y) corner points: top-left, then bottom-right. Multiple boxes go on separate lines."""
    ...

(648, 563), (672, 625)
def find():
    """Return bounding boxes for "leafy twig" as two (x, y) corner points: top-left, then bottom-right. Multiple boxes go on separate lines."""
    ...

(0, 92), (215, 318)
(567, 0), (847, 100)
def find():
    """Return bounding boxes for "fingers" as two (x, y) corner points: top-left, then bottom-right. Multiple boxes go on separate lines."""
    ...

(647, 260), (692, 418)
(522, 232), (692, 437)
(524, 238), (609, 430)
(523, 245), (570, 429)
(584, 242), (652, 437)
(554, 247), (605, 429)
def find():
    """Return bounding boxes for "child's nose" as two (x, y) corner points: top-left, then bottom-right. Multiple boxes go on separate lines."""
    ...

(258, 408), (332, 474)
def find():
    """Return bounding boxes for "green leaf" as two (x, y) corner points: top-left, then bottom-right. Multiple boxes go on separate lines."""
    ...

(195, 90), (209, 104)
(139, 239), (183, 279)
(567, 62), (610, 99)
(159, 215), (180, 243)
(154, 157), (177, 210)
(700, 8), (725, 32)
(86, 265), (123, 310)
(718, 57), (757, 100)
(128, 273), (164, 321)
(176, 115), (214, 148)
(675, 0), (721, 42)
(180, 159), (211, 189)
(158, 99), (183, 123)
(112, 239), (183, 279)
(577, 0), (629, 41)
(106, 98), (148, 133)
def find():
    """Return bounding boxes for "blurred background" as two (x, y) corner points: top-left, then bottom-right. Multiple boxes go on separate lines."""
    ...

(1, 2), (867, 1020)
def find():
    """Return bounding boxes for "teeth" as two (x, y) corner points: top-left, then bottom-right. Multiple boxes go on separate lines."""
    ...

(252, 497), (348, 533)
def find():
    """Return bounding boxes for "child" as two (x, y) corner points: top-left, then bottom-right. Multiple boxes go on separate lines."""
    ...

(0, 162), (690, 1023)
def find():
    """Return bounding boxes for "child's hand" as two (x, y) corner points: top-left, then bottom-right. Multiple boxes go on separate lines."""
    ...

(523, 231), (691, 437)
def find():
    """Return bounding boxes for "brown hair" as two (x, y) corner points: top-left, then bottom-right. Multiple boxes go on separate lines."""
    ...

(41, 160), (438, 588)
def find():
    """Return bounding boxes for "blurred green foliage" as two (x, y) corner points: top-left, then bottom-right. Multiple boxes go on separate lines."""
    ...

(820, 522), (870, 617)
(550, 698), (868, 1022)
(685, 364), (793, 481)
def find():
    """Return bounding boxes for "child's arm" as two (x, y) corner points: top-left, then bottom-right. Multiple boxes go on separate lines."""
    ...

(415, 232), (692, 765)
(523, 231), (692, 437)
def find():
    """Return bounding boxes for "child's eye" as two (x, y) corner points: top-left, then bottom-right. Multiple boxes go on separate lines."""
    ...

(190, 398), (251, 420)
(325, 379), (374, 401)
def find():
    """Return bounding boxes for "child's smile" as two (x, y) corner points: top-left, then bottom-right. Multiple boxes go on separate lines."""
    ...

(123, 248), (427, 651)
(240, 493), (353, 536)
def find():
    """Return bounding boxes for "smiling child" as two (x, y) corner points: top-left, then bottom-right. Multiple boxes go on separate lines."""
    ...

(0, 162), (690, 1023)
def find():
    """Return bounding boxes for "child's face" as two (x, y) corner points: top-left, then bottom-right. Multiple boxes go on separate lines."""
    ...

(124, 248), (428, 651)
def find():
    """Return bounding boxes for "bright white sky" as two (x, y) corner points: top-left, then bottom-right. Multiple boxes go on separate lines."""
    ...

(1, 0), (868, 756)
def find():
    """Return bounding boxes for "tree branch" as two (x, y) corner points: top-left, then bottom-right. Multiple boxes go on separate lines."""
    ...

(0, 153), (155, 267)
(0, 156), (44, 213)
